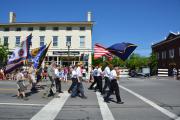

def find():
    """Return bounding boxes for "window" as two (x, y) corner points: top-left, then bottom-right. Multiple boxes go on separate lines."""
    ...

(15, 36), (21, 46)
(16, 27), (21, 31)
(162, 51), (166, 59)
(28, 27), (33, 31)
(4, 27), (9, 31)
(53, 36), (58, 47)
(157, 52), (160, 60)
(80, 27), (85, 31)
(53, 27), (59, 31)
(66, 36), (71, 46)
(66, 27), (72, 31)
(39, 27), (46, 31)
(3, 36), (8, 46)
(40, 36), (45, 46)
(169, 49), (174, 59)
(80, 36), (85, 47)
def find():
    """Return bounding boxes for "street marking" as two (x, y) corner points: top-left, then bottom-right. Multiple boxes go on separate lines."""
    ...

(0, 88), (16, 90)
(0, 103), (44, 106)
(31, 91), (70, 120)
(96, 92), (115, 120)
(118, 84), (180, 120)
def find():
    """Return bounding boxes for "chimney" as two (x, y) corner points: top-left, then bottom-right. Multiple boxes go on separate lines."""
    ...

(9, 12), (16, 23)
(87, 12), (92, 22)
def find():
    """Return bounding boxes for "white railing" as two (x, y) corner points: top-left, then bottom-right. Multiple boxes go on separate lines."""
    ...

(119, 69), (129, 77)
(158, 69), (168, 77)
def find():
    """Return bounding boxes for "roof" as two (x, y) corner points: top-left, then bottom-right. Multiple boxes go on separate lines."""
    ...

(0, 21), (94, 27)
(152, 32), (180, 48)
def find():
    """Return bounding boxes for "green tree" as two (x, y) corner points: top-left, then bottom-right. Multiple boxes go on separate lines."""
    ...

(126, 53), (149, 70)
(149, 53), (158, 75)
(0, 45), (9, 67)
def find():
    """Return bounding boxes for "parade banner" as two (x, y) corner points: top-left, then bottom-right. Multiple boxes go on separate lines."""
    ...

(8, 34), (32, 64)
(33, 42), (51, 69)
(31, 45), (46, 57)
(4, 61), (24, 74)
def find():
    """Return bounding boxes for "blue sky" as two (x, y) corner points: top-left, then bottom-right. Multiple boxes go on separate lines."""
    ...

(0, 0), (180, 56)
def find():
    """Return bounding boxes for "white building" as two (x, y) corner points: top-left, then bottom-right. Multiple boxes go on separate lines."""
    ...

(0, 12), (93, 71)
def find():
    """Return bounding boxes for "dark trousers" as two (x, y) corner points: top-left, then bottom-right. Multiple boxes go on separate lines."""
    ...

(97, 76), (102, 93)
(105, 79), (121, 102)
(89, 76), (98, 89)
(103, 77), (111, 93)
(68, 78), (77, 92)
(55, 78), (62, 93)
(71, 81), (85, 97)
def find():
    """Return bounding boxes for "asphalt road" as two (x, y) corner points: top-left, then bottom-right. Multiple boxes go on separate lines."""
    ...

(0, 77), (180, 120)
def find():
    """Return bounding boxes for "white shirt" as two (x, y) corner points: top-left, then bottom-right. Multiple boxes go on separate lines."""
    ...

(93, 68), (98, 76)
(110, 69), (117, 80)
(104, 66), (111, 77)
(76, 67), (82, 77)
(71, 69), (77, 78)
(54, 68), (59, 77)
(97, 67), (102, 76)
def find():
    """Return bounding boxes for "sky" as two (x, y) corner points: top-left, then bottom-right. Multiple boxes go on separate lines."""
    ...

(0, 0), (180, 57)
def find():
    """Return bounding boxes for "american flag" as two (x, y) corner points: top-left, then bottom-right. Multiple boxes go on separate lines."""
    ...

(94, 43), (113, 59)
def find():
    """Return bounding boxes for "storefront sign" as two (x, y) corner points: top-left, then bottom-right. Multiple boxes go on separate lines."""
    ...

(53, 51), (80, 55)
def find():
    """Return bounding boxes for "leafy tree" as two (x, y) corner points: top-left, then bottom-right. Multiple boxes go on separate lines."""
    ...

(0, 45), (9, 67)
(148, 53), (158, 75)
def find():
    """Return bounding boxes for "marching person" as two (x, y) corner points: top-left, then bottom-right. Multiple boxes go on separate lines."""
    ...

(55, 66), (64, 94)
(16, 68), (28, 100)
(102, 63), (111, 94)
(96, 65), (103, 94)
(104, 65), (124, 104)
(42, 61), (56, 98)
(68, 66), (77, 93)
(88, 66), (98, 90)
(28, 63), (37, 93)
(71, 62), (87, 99)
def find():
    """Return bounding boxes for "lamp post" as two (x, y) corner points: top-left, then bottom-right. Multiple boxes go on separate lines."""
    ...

(66, 41), (71, 66)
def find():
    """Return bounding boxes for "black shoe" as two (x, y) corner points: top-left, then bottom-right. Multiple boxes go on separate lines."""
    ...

(71, 96), (76, 98)
(81, 96), (87, 99)
(68, 90), (71, 93)
(23, 97), (29, 101)
(60, 91), (64, 93)
(88, 87), (93, 90)
(104, 97), (109, 103)
(117, 101), (124, 104)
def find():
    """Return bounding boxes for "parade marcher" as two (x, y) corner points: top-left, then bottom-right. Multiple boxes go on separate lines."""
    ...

(88, 66), (98, 90)
(71, 62), (87, 99)
(16, 68), (28, 100)
(104, 66), (124, 104)
(55, 66), (63, 93)
(36, 67), (42, 84)
(82, 66), (87, 81)
(89, 66), (94, 83)
(68, 66), (78, 93)
(96, 65), (103, 94)
(28, 63), (37, 93)
(102, 63), (111, 94)
(42, 61), (56, 98)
